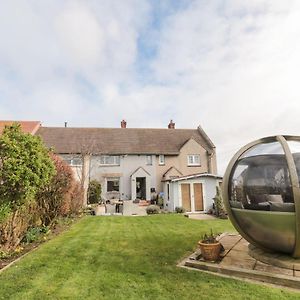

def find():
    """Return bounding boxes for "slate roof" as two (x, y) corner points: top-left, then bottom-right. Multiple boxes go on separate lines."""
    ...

(0, 121), (41, 135)
(37, 126), (215, 155)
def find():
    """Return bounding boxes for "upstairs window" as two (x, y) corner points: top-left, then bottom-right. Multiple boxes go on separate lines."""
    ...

(64, 157), (82, 167)
(100, 155), (120, 166)
(146, 155), (152, 165)
(187, 154), (200, 166)
(159, 155), (165, 165)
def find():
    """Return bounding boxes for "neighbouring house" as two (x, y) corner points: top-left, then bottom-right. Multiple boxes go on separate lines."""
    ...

(163, 173), (222, 213)
(34, 120), (218, 211)
(0, 120), (41, 135)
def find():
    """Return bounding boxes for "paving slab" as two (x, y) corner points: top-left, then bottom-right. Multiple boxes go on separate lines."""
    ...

(180, 233), (300, 291)
(249, 245), (300, 271)
(187, 213), (217, 220)
(254, 261), (293, 276)
(221, 249), (256, 270)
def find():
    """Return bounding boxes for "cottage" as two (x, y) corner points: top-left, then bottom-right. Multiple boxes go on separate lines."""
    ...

(36, 120), (218, 209)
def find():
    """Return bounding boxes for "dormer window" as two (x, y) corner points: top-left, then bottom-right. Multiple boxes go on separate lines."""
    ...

(187, 154), (200, 166)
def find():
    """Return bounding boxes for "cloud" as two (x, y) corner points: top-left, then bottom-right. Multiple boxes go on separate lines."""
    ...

(1, 0), (300, 174)
(55, 3), (105, 68)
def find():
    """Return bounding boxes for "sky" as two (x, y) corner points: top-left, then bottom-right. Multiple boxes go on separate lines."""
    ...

(1, 0), (300, 174)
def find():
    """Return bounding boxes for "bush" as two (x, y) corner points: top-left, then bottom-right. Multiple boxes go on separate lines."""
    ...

(175, 207), (185, 213)
(88, 180), (102, 204)
(22, 226), (49, 244)
(36, 154), (74, 226)
(213, 186), (227, 219)
(146, 205), (160, 215)
(69, 182), (84, 215)
(0, 202), (37, 251)
(0, 123), (55, 207)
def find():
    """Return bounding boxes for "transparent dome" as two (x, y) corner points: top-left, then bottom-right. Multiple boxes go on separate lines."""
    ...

(223, 136), (300, 257)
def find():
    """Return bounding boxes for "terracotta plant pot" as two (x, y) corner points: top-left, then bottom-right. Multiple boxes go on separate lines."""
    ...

(198, 241), (222, 261)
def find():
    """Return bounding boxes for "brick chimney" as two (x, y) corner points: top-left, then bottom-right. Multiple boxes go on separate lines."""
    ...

(168, 119), (175, 129)
(121, 119), (127, 128)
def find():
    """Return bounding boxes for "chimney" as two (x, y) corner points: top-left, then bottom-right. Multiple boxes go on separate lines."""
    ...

(168, 119), (175, 129)
(121, 119), (127, 128)
(64, 121), (67, 128)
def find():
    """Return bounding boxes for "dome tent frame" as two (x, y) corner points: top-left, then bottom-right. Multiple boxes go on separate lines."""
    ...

(222, 135), (300, 258)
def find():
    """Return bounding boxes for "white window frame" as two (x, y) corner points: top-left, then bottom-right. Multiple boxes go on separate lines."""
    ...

(99, 155), (120, 166)
(146, 155), (152, 165)
(106, 177), (120, 192)
(64, 157), (82, 167)
(159, 155), (165, 165)
(187, 154), (201, 166)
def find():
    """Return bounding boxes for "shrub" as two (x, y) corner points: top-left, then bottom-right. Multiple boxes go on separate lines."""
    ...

(0, 123), (55, 208)
(0, 202), (37, 251)
(88, 180), (102, 204)
(36, 154), (74, 226)
(0, 203), (11, 224)
(213, 186), (227, 219)
(22, 226), (49, 244)
(146, 205), (160, 215)
(175, 206), (185, 213)
(69, 182), (84, 215)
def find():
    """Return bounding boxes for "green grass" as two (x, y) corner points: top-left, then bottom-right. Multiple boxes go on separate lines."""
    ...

(0, 215), (299, 299)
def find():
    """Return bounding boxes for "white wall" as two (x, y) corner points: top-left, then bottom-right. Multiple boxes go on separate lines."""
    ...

(89, 154), (157, 200)
(165, 177), (221, 212)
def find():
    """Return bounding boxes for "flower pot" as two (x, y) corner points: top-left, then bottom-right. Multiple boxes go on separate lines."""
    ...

(198, 241), (222, 261)
(94, 204), (106, 216)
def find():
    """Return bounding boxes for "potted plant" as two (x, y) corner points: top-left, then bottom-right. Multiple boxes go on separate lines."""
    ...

(198, 229), (222, 262)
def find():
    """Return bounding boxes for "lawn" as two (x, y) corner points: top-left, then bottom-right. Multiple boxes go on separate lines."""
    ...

(0, 215), (299, 299)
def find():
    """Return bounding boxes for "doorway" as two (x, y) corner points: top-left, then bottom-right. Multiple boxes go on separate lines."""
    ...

(136, 177), (146, 200)
(181, 183), (204, 212)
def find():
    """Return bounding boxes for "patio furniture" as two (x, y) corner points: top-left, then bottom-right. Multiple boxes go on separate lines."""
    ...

(105, 204), (116, 215)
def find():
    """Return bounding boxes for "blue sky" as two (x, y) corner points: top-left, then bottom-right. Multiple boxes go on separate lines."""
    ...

(1, 0), (300, 173)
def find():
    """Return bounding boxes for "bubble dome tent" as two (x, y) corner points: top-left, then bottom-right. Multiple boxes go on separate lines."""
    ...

(222, 135), (300, 258)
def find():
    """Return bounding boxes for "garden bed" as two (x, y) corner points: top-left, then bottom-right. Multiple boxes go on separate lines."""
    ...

(0, 216), (81, 271)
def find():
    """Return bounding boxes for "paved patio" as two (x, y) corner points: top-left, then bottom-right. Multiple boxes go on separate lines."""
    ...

(185, 213), (218, 220)
(179, 233), (300, 290)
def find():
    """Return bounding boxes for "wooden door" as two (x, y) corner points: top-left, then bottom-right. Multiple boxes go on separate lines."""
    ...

(181, 184), (191, 212)
(194, 183), (203, 211)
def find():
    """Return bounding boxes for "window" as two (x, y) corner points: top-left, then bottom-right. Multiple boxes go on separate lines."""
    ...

(187, 154), (200, 166)
(100, 155), (120, 166)
(64, 157), (82, 167)
(107, 178), (120, 192)
(159, 155), (165, 165)
(146, 155), (152, 165)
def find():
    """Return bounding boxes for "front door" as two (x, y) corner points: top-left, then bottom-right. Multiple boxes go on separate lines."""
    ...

(193, 183), (203, 211)
(136, 177), (146, 200)
(181, 184), (191, 212)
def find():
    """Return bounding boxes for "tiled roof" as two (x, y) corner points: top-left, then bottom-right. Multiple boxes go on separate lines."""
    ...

(171, 173), (223, 182)
(0, 121), (41, 135)
(37, 126), (215, 155)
